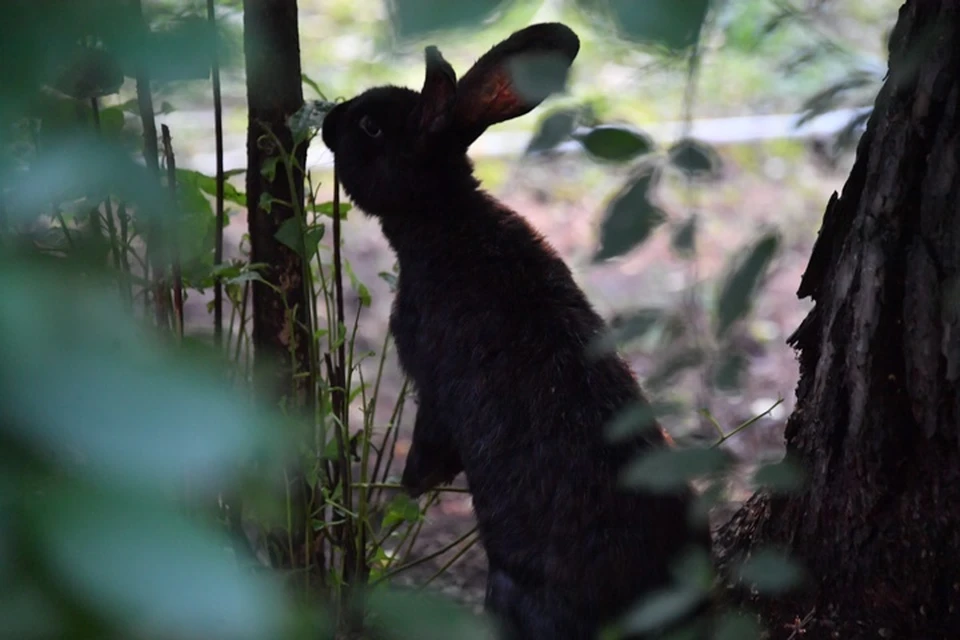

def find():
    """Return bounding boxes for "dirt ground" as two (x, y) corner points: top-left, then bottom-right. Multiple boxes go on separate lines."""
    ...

(184, 140), (851, 611)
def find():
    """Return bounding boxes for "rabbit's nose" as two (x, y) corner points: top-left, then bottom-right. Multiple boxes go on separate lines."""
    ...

(321, 103), (345, 152)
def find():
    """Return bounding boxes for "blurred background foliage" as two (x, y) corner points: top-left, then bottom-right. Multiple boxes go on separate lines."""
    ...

(0, 0), (898, 638)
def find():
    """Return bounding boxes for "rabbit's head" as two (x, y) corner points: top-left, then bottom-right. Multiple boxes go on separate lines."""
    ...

(321, 23), (580, 218)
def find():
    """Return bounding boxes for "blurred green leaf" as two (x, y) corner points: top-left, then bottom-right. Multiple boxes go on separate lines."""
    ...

(579, 125), (654, 163)
(605, 400), (682, 442)
(576, 0), (709, 53)
(797, 70), (879, 127)
(588, 308), (662, 357)
(0, 581), (71, 638)
(506, 52), (575, 104)
(30, 486), (288, 639)
(713, 611), (763, 640)
(0, 260), (276, 495)
(525, 108), (578, 154)
(365, 589), (496, 640)
(98, 105), (126, 135)
(386, 0), (516, 40)
(646, 347), (706, 391)
(752, 458), (806, 494)
(53, 47), (124, 99)
(621, 447), (730, 492)
(619, 584), (703, 635)
(671, 214), (698, 258)
(136, 16), (215, 82)
(712, 348), (747, 391)
(4, 134), (173, 224)
(736, 548), (805, 595)
(668, 138), (722, 179)
(669, 546), (714, 590)
(593, 171), (666, 262)
(715, 231), (780, 339)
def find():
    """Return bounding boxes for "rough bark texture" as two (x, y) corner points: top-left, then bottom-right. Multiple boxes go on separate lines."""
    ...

(243, 0), (310, 404)
(717, 2), (960, 638)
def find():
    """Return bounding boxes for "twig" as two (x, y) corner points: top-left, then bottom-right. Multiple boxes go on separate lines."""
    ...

(207, 0), (226, 348)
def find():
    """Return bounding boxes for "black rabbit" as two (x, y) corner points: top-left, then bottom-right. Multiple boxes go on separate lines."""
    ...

(322, 23), (710, 640)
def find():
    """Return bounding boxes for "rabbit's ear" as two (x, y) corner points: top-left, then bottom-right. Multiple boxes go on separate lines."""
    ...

(453, 23), (579, 146)
(413, 46), (458, 137)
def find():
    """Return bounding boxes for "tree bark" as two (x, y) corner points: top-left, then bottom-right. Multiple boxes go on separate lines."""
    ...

(242, 0), (313, 569)
(243, 0), (311, 405)
(718, 2), (960, 638)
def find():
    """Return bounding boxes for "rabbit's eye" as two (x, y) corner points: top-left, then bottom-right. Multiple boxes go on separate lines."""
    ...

(359, 115), (382, 139)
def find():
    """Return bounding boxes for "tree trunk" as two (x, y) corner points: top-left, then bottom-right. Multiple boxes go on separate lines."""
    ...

(243, 0), (311, 404)
(242, 0), (313, 567)
(718, 2), (960, 638)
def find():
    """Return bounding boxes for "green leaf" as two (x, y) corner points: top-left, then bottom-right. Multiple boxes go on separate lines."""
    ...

(575, 0), (709, 54)
(176, 168), (247, 207)
(671, 214), (698, 258)
(301, 73), (326, 99)
(646, 347), (706, 391)
(605, 400), (682, 442)
(715, 232), (781, 339)
(579, 125), (654, 163)
(289, 99), (337, 141)
(30, 487), (289, 639)
(343, 259), (371, 307)
(138, 16), (215, 82)
(713, 612), (763, 640)
(797, 71), (878, 128)
(712, 348), (747, 391)
(668, 138), (722, 179)
(313, 200), (352, 218)
(365, 589), (496, 640)
(98, 106), (126, 135)
(619, 585), (704, 634)
(506, 52), (575, 105)
(669, 546), (715, 590)
(525, 109), (578, 154)
(593, 171), (666, 262)
(752, 458), (806, 494)
(0, 260), (277, 495)
(379, 271), (399, 292)
(274, 217), (308, 258)
(736, 549), (806, 595)
(588, 307), (662, 357)
(381, 492), (422, 530)
(6, 135), (173, 225)
(261, 156), (279, 181)
(387, 0), (514, 40)
(621, 447), (730, 492)
(52, 47), (125, 99)
(224, 271), (266, 286)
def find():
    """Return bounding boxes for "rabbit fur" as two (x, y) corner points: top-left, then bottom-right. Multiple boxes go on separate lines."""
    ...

(321, 23), (711, 640)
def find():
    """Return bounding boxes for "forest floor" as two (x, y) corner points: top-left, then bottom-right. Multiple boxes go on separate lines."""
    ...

(186, 141), (851, 612)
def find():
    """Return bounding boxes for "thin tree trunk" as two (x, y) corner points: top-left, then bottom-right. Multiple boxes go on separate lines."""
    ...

(242, 0), (312, 563)
(243, 0), (310, 401)
(718, 2), (960, 638)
